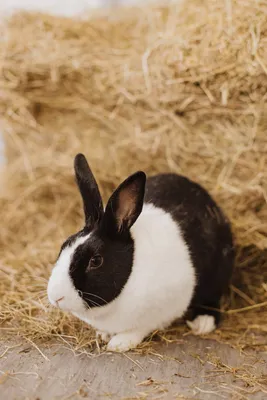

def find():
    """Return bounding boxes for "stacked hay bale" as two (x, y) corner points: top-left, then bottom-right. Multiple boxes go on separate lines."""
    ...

(0, 0), (266, 347)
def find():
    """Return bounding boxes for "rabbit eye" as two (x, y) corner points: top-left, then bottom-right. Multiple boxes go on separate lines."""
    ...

(89, 255), (103, 270)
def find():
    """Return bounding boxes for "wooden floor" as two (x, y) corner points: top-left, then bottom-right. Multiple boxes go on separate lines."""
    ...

(1, 336), (266, 400)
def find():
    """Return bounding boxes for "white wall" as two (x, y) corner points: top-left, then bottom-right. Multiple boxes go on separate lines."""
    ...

(0, 0), (148, 17)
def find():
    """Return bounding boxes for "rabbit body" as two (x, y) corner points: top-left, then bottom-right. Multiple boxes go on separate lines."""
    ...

(47, 156), (234, 351)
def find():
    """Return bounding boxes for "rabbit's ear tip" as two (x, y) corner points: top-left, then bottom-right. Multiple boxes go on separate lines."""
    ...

(73, 153), (104, 226)
(74, 153), (86, 164)
(74, 154), (89, 174)
(75, 153), (85, 159)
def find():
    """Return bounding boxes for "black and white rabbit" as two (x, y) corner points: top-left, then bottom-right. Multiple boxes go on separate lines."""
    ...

(47, 154), (235, 352)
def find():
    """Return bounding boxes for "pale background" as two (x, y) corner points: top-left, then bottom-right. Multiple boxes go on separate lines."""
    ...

(0, 0), (179, 164)
(0, 0), (147, 17)
(0, 0), (157, 164)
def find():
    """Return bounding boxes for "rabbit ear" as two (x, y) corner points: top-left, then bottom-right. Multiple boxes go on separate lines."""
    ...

(74, 154), (104, 228)
(102, 171), (146, 236)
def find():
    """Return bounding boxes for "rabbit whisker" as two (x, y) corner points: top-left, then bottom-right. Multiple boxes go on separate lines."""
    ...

(81, 291), (108, 305)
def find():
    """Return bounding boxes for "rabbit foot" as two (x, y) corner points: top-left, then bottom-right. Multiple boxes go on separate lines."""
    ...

(107, 330), (145, 352)
(186, 315), (216, 335)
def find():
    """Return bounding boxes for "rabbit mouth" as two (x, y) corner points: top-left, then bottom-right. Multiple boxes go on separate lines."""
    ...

(49, 296), (69, 311)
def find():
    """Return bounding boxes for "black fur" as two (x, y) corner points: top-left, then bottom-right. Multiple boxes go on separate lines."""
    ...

(70, 230), (134, 307)
(68, 157), (146, 308)
(144, 174), (235, 326)
(102, 171), (146, 236)
(65, 154), (234, 324)
(59, 227), (90, 255)
(74, 154), (104, 228)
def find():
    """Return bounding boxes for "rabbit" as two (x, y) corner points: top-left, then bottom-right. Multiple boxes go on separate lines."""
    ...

(47, 153), (235, 352)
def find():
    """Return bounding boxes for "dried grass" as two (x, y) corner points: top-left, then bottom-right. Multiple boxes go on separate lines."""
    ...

(0, 0), (267, 359)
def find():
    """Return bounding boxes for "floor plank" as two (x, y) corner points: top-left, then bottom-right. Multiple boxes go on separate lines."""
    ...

(1, 336), (266, 399)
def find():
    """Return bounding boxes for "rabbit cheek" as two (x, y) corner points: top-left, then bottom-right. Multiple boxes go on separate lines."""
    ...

(47, 234), (90, 313)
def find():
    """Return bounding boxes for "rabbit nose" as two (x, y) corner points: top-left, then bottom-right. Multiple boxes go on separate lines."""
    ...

(56, 296), (64, 306)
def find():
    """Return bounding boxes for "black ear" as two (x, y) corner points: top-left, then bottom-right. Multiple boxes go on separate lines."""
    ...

(74, 154), (104, 228)
(102, 171), (146, 236)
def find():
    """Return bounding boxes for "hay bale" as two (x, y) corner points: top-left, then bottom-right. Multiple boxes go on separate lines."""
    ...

(0, 0), (267, 349)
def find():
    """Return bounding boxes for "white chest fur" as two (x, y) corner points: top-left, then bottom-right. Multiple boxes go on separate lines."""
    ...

(74, 203), (196, 337)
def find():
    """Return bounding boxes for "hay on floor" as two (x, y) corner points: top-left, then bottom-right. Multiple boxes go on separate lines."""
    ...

(0, 0), (267, 356)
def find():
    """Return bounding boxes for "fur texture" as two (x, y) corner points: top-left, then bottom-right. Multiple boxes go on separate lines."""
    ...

(47, 154), (235, 352)
(48, 203), (196, 350)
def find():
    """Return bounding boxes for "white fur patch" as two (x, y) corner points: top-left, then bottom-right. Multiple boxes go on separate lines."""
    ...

(106, 330), (145, 352)
(75, 204), (194, 342)
(47, 203), (196, 350)
(186, 315), (216, 335)
(47, 234), (90, 313)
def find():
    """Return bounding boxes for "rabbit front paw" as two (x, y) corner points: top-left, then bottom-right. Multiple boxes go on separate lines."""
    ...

(107, 330), (145, 352)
